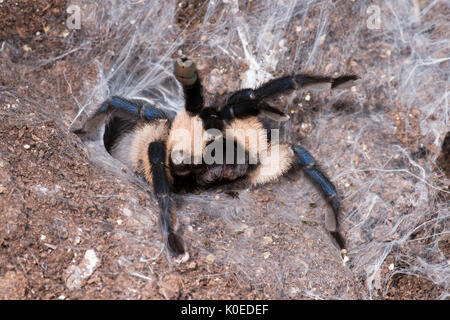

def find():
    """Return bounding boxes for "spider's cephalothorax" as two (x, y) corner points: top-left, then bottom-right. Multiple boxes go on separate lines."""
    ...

(75, 58), (358, 260)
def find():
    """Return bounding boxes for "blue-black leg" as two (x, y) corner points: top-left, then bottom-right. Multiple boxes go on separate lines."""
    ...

(73, 96), (167, 143)
(293, 145), (345, 249)
(149, 141), (185, 257)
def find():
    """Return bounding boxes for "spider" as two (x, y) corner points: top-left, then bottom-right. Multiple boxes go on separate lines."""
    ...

(74, 58), (358, 261)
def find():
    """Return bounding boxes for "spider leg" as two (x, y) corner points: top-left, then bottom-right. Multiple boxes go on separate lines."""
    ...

(74, 98), (183, 258)
(214, 74), (358, 120)
(149, 141), (186, 257)
(292, 145), (345, 249)
(73, 96), (167, 140)
(174, 58), (204, 114)
(253, 74), (358, 100)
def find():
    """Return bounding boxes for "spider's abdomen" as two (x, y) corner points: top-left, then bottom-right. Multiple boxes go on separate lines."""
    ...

(107, 119), (171, 183)
(167, 110), (263, 187)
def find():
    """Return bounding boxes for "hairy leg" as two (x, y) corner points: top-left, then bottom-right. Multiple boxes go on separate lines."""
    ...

(149, 141), (186, 259)
(292, 145), (345, 249)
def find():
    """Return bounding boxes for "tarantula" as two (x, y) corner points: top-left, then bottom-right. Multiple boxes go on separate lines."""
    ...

(74, 58), (357, 260)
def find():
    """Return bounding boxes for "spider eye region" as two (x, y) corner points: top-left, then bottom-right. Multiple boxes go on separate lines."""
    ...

(171, 150), (189, 165)
(148, 141), (166, 164)
(142, 106), (166, 121)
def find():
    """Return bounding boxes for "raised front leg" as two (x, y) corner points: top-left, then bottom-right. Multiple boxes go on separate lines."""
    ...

(149, 141), (187, 260)
(252, 74), (358, 100)
(213, 74), (358, 121)
(73, 96), (168, 141)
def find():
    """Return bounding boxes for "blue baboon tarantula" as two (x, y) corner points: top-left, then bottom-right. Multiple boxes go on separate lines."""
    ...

(75, 58), (358, 259)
